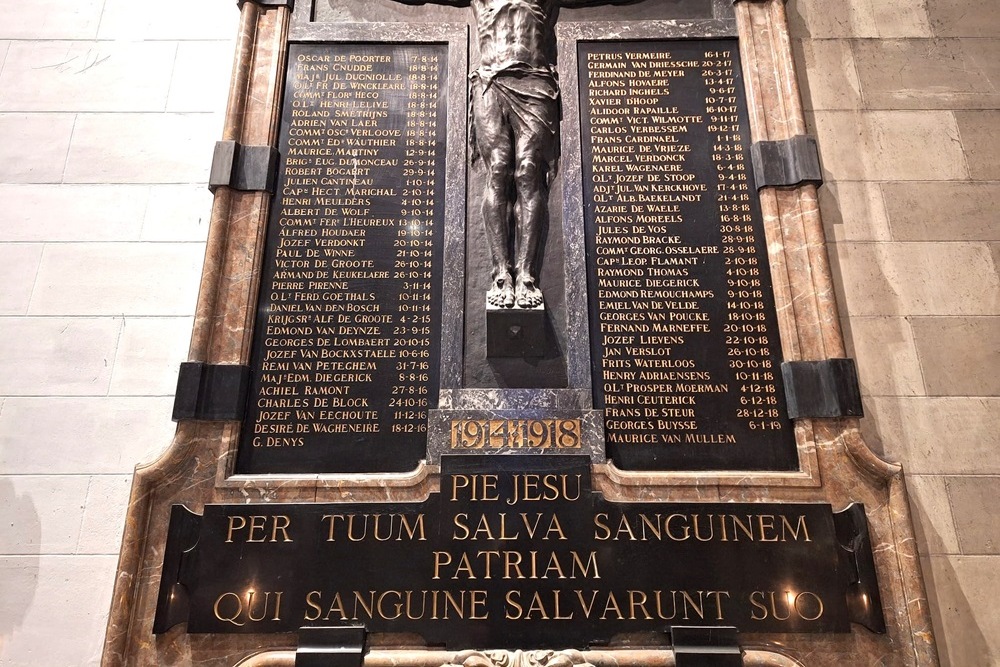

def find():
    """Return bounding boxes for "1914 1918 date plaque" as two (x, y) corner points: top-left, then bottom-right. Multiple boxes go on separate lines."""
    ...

(237, 43), (448, 474)
(579, 39), (797, 472)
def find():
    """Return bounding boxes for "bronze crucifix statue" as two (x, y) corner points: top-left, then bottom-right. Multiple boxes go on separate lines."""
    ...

(397, 0), (626, 309)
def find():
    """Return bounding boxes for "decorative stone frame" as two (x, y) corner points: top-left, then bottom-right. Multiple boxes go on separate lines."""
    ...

(101, 1), (940, 665)
(233, 648), (807, 666)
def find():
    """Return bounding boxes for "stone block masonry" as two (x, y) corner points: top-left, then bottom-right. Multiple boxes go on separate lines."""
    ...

(0, 0), (238, 664)
(788, 0), (1000, 663)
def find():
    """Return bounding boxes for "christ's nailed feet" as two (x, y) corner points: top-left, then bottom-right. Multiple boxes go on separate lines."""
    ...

(515, 274), (543, 308)
(487, 273), (516, 308)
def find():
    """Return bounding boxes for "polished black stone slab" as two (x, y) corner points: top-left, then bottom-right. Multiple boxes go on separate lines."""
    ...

(156, 457), (886, 645)
(577, 39), (797, 471)
(236, 43), (448, 474)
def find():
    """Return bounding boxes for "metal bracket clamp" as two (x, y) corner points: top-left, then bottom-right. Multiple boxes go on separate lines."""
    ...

(208, 140), (280, 193)
(172, 362), (252, 422)
(296, 627), (367, 667)
(833, 504), (887, 634)
(152, 504), (201, 634)
(750, 135), (823, 189)
(781, 359), (863, 420)
(671, 626), (743, 666)
(237, 0), (294, 8)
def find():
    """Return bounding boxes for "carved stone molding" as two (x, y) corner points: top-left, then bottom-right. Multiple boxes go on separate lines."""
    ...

(234, 648), (807, 667)
(446, 649), (596, 667)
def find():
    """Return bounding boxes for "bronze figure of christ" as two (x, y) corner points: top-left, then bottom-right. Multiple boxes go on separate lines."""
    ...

(397, 0), (618, 309)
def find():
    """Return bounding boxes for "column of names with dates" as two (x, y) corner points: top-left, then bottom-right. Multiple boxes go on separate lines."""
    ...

(579, 40), (797, 471)
(237, 43), (447, 474)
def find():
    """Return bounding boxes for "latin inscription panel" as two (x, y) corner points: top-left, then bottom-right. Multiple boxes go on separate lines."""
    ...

(579, 40), (797, 471)
(237, 43), (447, 474)
(157, 457), (873, 644)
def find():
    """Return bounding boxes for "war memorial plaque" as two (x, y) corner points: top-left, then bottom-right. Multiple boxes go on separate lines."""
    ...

(578, 39), (798, 472)
(237, 43), (448, 474)
(105, 2), (944, 662)
(160, 29), (884, 652)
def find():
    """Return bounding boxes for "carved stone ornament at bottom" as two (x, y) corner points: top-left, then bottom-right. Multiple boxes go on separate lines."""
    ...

(444, 649), (597, 667)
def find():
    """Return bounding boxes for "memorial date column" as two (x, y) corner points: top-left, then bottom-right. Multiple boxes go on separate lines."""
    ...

(391, 52), (442, 434)
(703, 49), (782, 434)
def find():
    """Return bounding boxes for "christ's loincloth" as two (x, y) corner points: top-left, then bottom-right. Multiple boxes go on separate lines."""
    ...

(469, 64), (560, 174)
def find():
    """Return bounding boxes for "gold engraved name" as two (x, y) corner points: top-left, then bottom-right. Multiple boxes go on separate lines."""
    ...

(450, 418), (582, 450)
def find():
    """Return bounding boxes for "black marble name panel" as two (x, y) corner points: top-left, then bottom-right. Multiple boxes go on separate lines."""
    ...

(578, 40), (797, 471)
(156, 457), (885, 645)
(237, 43), (448, 474)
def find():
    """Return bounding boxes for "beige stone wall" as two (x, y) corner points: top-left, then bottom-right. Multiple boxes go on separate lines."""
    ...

(788, 0), (1000, 664)
(0, 0), (996, 665)
(0, 1), (238, 663)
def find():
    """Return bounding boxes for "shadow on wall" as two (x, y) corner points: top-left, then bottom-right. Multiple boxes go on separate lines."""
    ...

(783, 0), (818, 40)
(920, 547), (992, 665)
(0, 478), (41, 656)
(811, 185), (885, 460)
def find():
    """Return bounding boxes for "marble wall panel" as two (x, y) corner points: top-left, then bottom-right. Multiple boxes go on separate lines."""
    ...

(0, 1), (239, 665)
(960, 38), (1000, 92)
(63, 113), (222, 183)
(98, 0), (240, 41)
(832, 242), (1000, 316)
(0, 185), (149, 242)
(785, 0), (878, 38)
(906, 474), (961, 555)
(0, 113), (75, 183)
(800, 7), (1000, 660)
(0, 555), (117, 666)
(925, 0), (1000, 37)
(167, 41), (240, 113)
(108, 316), (193, 396)
(809, 110), (968, 181)
(922, 555), (1000, 666)
(910, 317), (1000, 396)
(870, 0), (933, 37)
(0, 41), (176, 112)
(0, 0), (105, 39)
(28, 243), (204, 316)
(882, 182), (1000, 241)
(862, 397), (1000, 474)
(139, 185), (214, 242)
(842, 316), (925, 396)
(818, 181), (892, 242)
(0, 244), (43, 315)
(955, 110), (1000, 180)
(791, 39), (862, 111)
(76, 475), (133, 554)
(853, 39), (1000, 109)
(0, 476), (92, 555)
(946, 476), (1000, 554)
(0, 317), (121, 396)
(0, 397), (176, 474)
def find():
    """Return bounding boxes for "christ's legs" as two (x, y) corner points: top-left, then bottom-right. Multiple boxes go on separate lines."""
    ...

(510, 105), (555, 308)
(483, 149), (516, 308)
(473, 84), (516, 307)
(511, 138), (548, 308)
